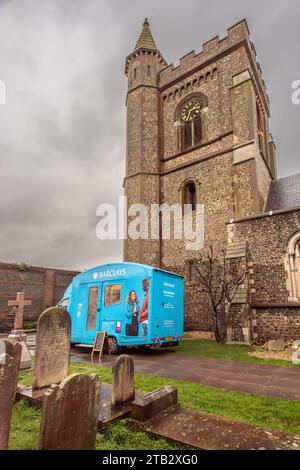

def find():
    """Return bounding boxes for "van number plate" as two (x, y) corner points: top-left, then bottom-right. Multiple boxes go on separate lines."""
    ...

(165, 336), (174, 341)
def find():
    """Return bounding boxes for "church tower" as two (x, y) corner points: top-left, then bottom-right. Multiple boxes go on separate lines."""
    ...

(124, 19), (278, 334)
(124, 19), (166, 266)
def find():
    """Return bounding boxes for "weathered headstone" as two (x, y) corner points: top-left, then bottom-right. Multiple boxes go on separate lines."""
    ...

(7, 292), (32, 370)
(33, 307), (71, 390)
(111, 354), (135, 408)
(39, 374), (101, 450)
(0, 340), (22, 450)
(6, 306), (16, 332)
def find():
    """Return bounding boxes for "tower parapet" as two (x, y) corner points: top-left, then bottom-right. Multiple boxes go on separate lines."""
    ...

(159, 19), (269, 113)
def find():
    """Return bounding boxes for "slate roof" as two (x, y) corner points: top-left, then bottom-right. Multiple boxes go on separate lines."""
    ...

(135, 18), (157, 51)
(266, 173), (300, 211)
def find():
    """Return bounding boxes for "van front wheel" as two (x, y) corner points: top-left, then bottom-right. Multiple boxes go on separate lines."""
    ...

(108, 336), (120, 355)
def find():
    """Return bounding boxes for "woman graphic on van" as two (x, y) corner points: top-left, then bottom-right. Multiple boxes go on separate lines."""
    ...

(139, 279), (149, 337)
(125, 290), (140, 336)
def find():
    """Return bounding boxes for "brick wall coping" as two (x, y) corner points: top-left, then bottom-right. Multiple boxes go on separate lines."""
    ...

(226, 206), (300, 225)
(0, 261), (80, 276)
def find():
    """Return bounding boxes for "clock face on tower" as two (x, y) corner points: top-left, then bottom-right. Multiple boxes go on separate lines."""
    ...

(181, 99), (201, 122)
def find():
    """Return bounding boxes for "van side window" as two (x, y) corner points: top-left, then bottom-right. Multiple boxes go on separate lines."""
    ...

(87, 286), (98, 330)
(105, 284), (121, 306)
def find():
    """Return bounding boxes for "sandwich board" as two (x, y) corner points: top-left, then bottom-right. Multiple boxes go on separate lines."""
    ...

(91, 331), (110, 362)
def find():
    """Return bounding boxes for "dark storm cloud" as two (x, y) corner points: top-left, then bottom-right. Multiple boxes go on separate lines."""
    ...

(0, 0), (299, 270)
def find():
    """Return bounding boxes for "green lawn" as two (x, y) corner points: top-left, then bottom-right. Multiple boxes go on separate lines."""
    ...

(175, 339), (298, 367)
(17, 361), (300, 444)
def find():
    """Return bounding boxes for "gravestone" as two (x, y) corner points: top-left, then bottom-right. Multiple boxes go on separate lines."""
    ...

(7, 292), (32, 370)
(6, 307), (16, 332)
(0, 340), (22, 450)
(111, 355), (135, 408)
(131, 385), (178, 422)
(33, 307), (71, 390)
(39, 374), (101, 450)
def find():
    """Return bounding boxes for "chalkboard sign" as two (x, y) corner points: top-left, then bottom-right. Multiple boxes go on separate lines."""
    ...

(91, 331), (109, 362)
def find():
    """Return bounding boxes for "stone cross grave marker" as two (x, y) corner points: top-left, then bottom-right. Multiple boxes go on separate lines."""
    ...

(0, 340), (22, 450)
(38, 374), (101, 450)
(8, 291), (32, 331)
(7, 292), (32, 369)
(111, 354), (135, 408)
(33, 306), (71, 390)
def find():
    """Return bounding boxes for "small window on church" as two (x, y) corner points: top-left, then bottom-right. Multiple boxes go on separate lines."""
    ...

(257, 103), (265, 158)
(187, 261), (197, 282)
(134, 68), (137, 79)
(183, 181), (197, 211)
(147, 65), (151, 77)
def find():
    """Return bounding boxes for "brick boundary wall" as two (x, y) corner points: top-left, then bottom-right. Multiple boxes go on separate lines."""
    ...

(0, 262), (80, 332)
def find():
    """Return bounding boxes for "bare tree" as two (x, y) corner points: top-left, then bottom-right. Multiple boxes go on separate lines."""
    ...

(195, 245), (247, 343)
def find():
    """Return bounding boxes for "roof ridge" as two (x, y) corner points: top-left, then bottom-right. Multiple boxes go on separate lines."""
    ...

(273, 172), (300, 183)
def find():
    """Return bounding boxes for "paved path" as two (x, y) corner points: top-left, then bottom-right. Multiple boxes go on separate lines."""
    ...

(24, 334), (300, 401)
(70, 345), (300, 401)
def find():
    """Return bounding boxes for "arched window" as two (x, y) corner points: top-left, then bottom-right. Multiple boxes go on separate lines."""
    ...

(182, 180), (198, 211)
(285, 232), (300, 301)
(174, 93), (207, 153)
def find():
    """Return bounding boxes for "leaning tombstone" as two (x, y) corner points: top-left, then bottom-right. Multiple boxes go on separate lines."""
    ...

(0, 340), (22, 450)
(111, 354), (135, 408)
(33, 306), (71, 390)
(38, 374), (101, 450)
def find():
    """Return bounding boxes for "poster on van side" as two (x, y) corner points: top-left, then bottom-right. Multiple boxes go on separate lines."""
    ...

(125, 278), (150, 338)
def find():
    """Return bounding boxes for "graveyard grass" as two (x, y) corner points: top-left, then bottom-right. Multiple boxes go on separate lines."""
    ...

(10, 401), (177, 450)
(14, 361), (300, 450)
(175, 339), (299, 367)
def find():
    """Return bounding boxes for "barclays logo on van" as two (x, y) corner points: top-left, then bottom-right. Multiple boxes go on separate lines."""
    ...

(93, 268), (126, 280)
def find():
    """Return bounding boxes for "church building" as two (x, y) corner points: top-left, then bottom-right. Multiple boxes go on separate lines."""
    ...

(123, 18), (300, 342)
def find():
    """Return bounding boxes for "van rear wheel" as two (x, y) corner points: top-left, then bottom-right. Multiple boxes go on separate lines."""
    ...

(108, 336), (120, 354)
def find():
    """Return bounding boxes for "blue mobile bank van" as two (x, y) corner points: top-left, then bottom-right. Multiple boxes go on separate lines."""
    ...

(59, 262), (184, 353)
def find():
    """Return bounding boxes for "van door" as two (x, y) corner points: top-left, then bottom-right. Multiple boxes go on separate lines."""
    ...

(100, 280), (124, 337)
(79, 283), (101, 343)
(153, 272), (178, 341)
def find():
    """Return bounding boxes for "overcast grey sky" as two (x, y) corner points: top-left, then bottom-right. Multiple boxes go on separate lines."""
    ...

(0, 0), (299, 270)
